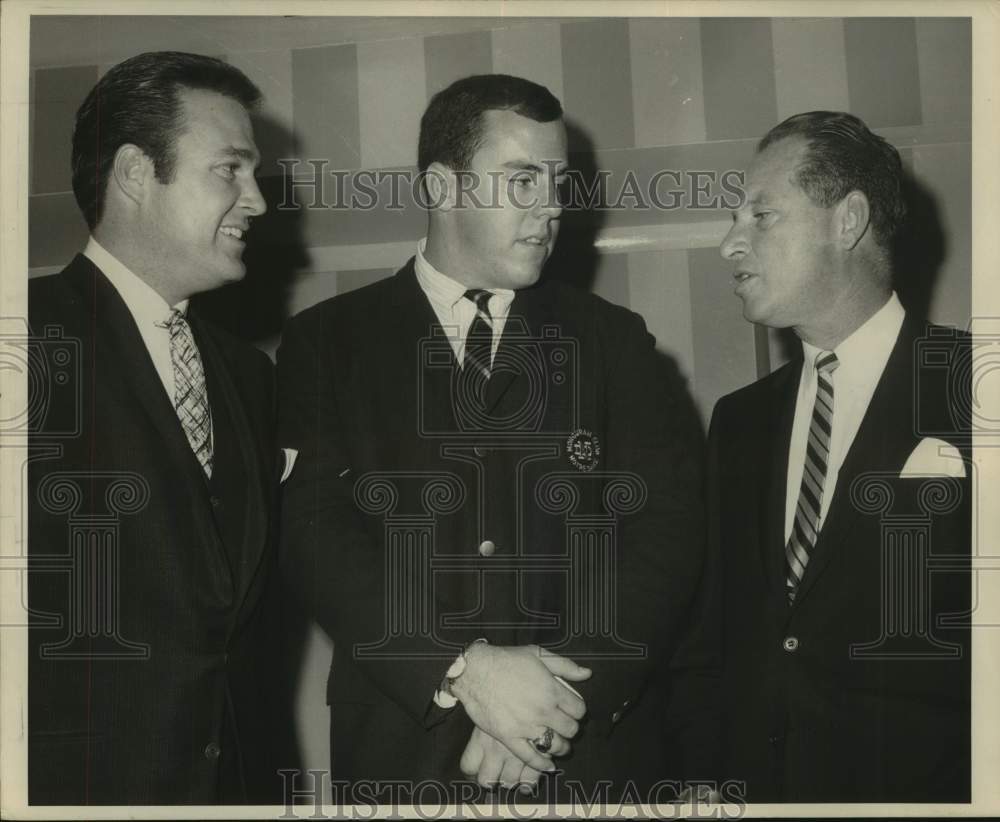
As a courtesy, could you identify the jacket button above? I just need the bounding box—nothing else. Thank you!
[478,540,496,557]
[782,636,800,652]
[611,710,622,724]
[204,742,221,760]
[210,495,222,508]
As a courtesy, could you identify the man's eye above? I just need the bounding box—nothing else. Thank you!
[217,164,239,178]
[510,175,535,188]
[753,211,771,221]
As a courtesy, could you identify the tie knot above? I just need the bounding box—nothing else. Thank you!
[161,308,187,330]
[815,350,839,375]
[464,289,493,319]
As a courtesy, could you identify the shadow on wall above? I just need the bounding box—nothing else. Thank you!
[547,118,705,440]
[893,168,947,325]
[768,166,949,367]
[194,112,310,346]
[544,118,603,294]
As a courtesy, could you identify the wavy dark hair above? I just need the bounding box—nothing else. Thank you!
[71,51,261,230]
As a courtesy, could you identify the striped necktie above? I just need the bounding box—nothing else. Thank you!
[162,308,213,478]
[785,350,839,603]
[463,289,494,381]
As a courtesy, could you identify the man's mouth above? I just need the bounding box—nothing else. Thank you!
[518,235,548,247]
[219,226,246,240]
[734,271,755,283]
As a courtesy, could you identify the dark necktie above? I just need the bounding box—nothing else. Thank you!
[785,350,839,603]
[161,308,213,478]
[463,289,494,382]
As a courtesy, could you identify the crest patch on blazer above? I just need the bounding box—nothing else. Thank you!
[566,428,601,472]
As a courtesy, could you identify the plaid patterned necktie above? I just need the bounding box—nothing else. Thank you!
[785,350,839,603]
[162,308,213,478]
[463,289,494,382]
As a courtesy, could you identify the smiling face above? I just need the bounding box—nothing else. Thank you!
[139,87,265,303]
[443,109,567,290]
[719,136,844,335]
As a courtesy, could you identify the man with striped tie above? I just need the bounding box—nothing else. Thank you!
[27,52,295,804]
[278,74,706,802]
[710,111,971,801]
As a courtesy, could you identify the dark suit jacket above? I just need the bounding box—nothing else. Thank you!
[707,317,971,802]
[277,260,706,798]
[27,254,293,805]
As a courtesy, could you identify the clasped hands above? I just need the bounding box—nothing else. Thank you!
[450,642,591,793]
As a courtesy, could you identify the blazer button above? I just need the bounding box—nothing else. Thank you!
[782,636,800,653]
[611,710,622,724]
[478,540,496,557]
[210,495,222,508]
[204,742,221,760]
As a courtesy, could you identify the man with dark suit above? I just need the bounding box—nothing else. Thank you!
[277,74,705,802]
[710,111,971,802]
[28,51,292,804]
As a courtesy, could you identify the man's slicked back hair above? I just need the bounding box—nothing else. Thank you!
[71,51,262,230]
[418,74,562,173]
[758,110,906,250]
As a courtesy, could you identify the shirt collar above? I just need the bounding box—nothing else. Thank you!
[83,236,189,325]
[414,237,516,313]
[802,292,905,378]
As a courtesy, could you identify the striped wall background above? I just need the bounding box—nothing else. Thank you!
[26,15,973,772]
[29,15,971,423]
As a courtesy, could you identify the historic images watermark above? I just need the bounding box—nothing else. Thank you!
[274,161,745,213]
[844,321,1000,658]
[2,317,151,658]
[350,321,651,662]
[278,770,748,819]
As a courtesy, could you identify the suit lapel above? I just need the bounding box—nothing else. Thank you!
[760,360,801,604]
[63,256,212,491]
[483,284,554,416]
[385,262,460,438]
[188,315,268,608]
[793,320,921,604]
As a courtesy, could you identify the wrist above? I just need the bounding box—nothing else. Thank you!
[448,638,488,702]
[436,638,487,708]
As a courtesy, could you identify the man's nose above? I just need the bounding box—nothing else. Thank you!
[241,175,267,217]
[536,179,563,218]
[720,221,748,260]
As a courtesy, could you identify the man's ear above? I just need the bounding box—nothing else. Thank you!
[110,144,154,207]
[424,161,457,212]
[836,190,871,250]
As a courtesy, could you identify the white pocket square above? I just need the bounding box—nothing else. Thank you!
[280,448,299,484]
[900,438,966,478]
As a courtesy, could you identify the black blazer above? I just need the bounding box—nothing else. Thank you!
[707,317,971,802]
[27,255,291,804]
[277,260,706,797]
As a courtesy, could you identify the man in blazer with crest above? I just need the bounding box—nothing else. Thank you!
[277,74,706,801]
[27,52,292,804]
[710,111,971,802]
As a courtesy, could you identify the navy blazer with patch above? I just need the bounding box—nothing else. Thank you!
[277,260,707,797]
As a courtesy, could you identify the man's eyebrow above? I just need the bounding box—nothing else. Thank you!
[500,160,567,174]
[217,146,261,168]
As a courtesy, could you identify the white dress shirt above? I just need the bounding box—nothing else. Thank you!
[414,238,514,368]
[784,293,905,543]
